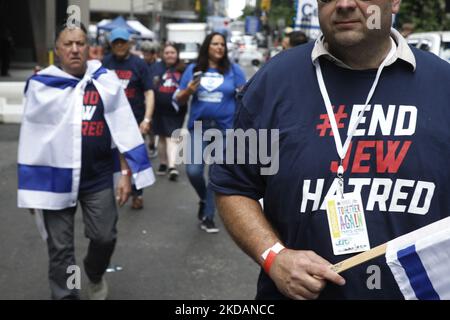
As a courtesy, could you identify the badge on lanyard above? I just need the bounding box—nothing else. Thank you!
[326,192,370,255]
[315,37,397,256]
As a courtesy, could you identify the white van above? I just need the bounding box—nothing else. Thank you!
[166,23,207,64]
[407,31,450,63]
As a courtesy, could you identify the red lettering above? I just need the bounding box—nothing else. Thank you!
[96,122,104,136]
[352,141,376,173]
[82,121,105,136]
[115,70,132,79]
[159,86,177,94]
[89,91,99,105]
[330,140,411,174]
[83,91,100,105]
[83,92,90,105]
[88,122,97,136]
[330,142,352,173]
[377,140,412,173]
[82,121,88,135]
[125,88,136,98]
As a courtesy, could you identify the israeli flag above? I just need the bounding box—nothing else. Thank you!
[18,60,155,210]
[386,217,450,300]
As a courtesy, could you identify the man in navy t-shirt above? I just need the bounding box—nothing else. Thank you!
[25,23,135,300]
[210,0,450,299]
[80,83,114,193]
[103,28,155,209]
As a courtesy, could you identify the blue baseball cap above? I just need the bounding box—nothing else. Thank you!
[109,28,131,43]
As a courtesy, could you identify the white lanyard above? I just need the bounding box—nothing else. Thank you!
[314,40,396,197]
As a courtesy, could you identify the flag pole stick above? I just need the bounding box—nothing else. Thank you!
[331,243,388,274]
[330,217,450,274]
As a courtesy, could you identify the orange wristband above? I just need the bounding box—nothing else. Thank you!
[261,242,285,274]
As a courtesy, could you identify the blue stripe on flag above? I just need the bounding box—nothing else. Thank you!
[18,164,72,193]
[397,244,440,300]
[124,144,152,174]
[25,67,107,93]
[28,75,79,90]
[92,67,108,80]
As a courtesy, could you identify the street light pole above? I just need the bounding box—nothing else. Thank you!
[130,0,135,19]
[149,0,161,41]
[151,0,156,30]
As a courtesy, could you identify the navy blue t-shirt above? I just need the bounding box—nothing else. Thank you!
[102,54,153,122]
[147,61,157,74]
[151,61,186,116]
[210,43,450,299]
[79,83,114,194]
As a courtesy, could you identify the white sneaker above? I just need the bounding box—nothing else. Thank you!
[87,278,108,300]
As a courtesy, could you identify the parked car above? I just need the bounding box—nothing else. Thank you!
[407,31,450,63]
[231,35,265,66]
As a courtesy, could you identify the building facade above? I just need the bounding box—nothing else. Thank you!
[2,0,89,67]
[4,0,232,67]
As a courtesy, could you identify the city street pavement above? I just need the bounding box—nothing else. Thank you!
[0,124,259,300]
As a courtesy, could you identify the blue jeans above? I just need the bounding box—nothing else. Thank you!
[186,120,223,220]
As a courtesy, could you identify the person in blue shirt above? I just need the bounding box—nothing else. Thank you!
[175,32,246,233]
[151,43,187,180]
[103,28,155,210]
[210,0,450,299]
